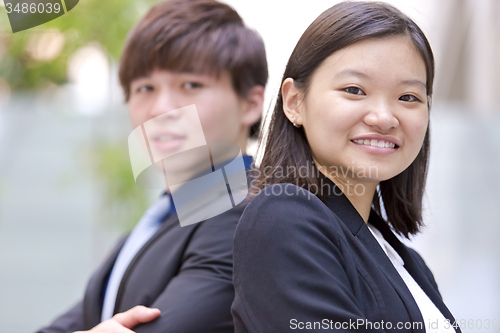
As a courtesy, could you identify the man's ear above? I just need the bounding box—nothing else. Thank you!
[281,78,303,126]
[241,85,265,127]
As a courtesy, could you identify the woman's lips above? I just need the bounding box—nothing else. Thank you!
[351,139,398,155]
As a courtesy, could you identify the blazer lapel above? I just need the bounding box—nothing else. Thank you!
[322,179,425,332]
[83,235,128,328]
[112,211,184,314]
[369,212,461,332]
[82,211,181,328]
[355,218,426,331]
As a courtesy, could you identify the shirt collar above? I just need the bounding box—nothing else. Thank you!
[242,154,253,171]
[160,154,253,218]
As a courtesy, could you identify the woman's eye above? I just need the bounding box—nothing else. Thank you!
[344,87,365,95]
[399,94,421,102]
[183,82,203,90]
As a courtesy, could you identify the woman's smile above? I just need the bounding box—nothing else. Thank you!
[293,36,428,182]
[350,133,401,155]
[351,139,398,155]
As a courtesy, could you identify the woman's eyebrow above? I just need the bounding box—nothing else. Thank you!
[334,69,370,80]
[400,79,427,90]
[334,69,426,90]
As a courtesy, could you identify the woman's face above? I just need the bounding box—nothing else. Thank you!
[292,36,428,184]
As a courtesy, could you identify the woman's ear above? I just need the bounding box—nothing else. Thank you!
[241,85,265,127]
[281,78,303,127]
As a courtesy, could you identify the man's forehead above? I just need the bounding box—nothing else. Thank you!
[133,68,225,80]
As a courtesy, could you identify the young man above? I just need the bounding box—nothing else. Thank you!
[37,0,267,332]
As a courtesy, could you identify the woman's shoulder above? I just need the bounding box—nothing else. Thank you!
[237,183,344,241]
[246,183,330,216]
[251,182,330,205]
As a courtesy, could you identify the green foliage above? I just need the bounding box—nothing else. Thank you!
[92,140,151,232]
[0,0,161,90]
[0,0,163,230]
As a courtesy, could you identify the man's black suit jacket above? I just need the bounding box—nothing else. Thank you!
[232,181,461,333]
[38,201,244,333]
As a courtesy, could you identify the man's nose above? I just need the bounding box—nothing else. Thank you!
[148,89,182,121]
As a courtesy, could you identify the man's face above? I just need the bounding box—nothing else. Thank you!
[129,68,249,152]
[128,69,252,184]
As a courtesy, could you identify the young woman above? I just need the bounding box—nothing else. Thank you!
[232,2,460,332]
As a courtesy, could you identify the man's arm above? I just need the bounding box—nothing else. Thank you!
[37,236,129,333]
[36,301,86,333]
[133,214,238,333]
[74,306,160,333]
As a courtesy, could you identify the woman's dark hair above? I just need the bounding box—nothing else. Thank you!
[253,1,434,238]
[119,0,268,137]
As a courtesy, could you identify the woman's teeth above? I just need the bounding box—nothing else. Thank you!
[352,139,396,149]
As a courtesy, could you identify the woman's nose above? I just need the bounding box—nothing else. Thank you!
[362,99,399,132]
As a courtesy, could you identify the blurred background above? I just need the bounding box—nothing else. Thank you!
[0,0,499,332]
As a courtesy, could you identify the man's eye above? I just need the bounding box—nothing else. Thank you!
[344,87,365,95]
[136,85,153,93]
[399,94,421,102]
[183,82,203,90]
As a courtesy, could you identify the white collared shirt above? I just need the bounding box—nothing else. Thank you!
[367,223,455,333]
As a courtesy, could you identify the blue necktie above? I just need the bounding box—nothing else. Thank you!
[101,194,172,321]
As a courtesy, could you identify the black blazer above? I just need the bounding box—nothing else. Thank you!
[232,180,461,333]
[37,202,244,333]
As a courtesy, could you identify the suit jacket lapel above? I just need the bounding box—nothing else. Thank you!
[369,212,460,331]
[82,211,181,328]
[355,217,426,331]
[112,211,183,314]
[322,179,425,331]
[83,235,128,328]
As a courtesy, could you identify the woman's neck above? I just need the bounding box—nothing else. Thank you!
[315,163,378,223]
